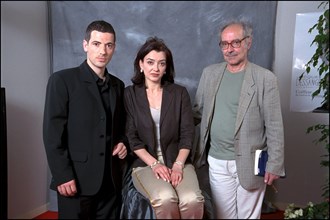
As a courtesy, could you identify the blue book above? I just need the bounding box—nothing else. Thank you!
[254,150,268,176]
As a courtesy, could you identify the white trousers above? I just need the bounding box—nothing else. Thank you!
[208,155,266,219]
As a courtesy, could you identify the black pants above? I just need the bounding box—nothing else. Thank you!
[57,183,120,219]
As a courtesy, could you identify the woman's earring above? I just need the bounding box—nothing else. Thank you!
[140,69,143,73]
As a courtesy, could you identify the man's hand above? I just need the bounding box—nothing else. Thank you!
[264,172,279,185]
[112,142,127,159]
[57,179,77,197]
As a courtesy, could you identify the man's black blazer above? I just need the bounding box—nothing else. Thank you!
[43,60,126,196]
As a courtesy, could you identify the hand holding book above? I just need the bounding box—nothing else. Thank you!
[254,149,268,176]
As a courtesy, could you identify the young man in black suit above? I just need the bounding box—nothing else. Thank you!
[43,20,128,219]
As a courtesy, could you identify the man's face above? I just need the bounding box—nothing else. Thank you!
[220,24,251,68]
[83,30,115,74]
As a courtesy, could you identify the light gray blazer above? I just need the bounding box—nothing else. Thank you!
[192,62,285,190]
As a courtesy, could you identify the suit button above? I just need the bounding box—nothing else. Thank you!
[99,152,104,156]
[100,134,104,138]
[100,116,105,121]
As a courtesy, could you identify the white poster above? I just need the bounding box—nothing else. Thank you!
[290,12,324,113]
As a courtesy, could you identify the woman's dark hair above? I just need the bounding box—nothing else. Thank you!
[132,36,175,85]
[84,20,116,42]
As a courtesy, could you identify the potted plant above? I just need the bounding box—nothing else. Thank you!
[299,1,329,113]
[284,2,329,219]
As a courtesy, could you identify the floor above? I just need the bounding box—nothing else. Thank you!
[33,210,284,219]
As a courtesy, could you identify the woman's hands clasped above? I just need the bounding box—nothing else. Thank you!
[152,162,171,183]
[151,162,183,187]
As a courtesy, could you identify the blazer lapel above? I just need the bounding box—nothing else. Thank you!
[108,77,118,117]
[160,84,174,126]
[136,85,151,115]
[235,63,255,135]
[204,64,226,140]
[80,64,105,115]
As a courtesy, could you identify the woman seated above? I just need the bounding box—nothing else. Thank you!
[123,36,205,219]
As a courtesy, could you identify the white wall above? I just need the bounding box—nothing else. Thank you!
[1,1,50,219]
[0,1,328,218]
[271,1,329,210]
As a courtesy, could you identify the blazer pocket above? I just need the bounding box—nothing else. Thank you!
[246,106,261,119]
[71,151,88,163]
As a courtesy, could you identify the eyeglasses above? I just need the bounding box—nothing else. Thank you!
[219,36,250,50]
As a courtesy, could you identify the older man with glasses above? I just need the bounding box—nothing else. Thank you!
[192,19,285,219]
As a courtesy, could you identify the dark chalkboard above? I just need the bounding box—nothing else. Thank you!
[49,1,277,99]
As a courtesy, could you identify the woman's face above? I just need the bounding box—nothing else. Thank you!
[139,50,167,85]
